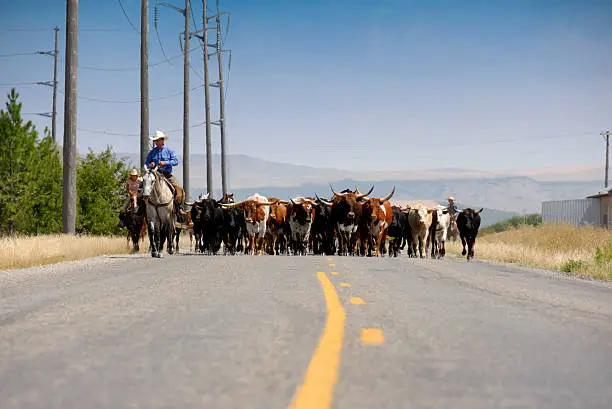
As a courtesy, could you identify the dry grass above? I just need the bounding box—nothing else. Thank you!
[447,223,612,280]
[0,234,132,270]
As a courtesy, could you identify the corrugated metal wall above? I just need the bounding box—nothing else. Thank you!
[541,198,601,227]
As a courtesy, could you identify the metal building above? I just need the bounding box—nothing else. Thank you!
[542,189,611,228]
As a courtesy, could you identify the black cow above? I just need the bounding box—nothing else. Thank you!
[119,197,146,252]
[222,206,246,255]
[311,195,336,255]
[387,205,411,257]
[190,198,224,254]
[456,208,483,261]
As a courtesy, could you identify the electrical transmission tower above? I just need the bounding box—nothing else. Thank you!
[35,26,60,143]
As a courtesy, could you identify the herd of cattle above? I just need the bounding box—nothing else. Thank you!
[123,185,483,260]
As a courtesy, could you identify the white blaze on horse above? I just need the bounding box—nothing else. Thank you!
[141,166,176,258]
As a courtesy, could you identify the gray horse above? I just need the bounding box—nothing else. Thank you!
[141,166,176,258]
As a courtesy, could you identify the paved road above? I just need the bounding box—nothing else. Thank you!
[1,253,611,409]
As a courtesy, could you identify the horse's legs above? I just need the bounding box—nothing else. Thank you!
[147,220,158,257]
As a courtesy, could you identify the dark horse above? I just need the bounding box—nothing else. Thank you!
[120,191,146,252]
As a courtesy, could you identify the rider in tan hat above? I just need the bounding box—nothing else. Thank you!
[145,130,186,213]
[118,168,143,227]
[447,196,458,215]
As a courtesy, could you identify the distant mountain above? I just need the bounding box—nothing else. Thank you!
[116,152,603,217]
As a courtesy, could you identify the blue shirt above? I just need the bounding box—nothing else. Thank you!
[146,146,179,173]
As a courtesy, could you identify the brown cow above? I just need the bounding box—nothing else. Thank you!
[360,186,395,257]
[266,197,289,255]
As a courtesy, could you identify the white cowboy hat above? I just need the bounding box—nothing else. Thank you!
[129,168,139,176]
[150,130,168,141]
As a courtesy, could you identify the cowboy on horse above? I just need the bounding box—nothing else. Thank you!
[146,130,187,218]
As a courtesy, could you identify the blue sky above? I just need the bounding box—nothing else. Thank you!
[1,0,611,172]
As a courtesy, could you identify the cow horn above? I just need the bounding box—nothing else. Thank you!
[330,184,345,197]
[379,186,395,203]
[356,185,374,199]
[475,208,484,214]
[185,201,195,206]
[455,209,463,213]
[221,201,243,208]
[315,194,333,206]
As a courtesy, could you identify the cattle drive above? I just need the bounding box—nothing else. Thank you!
[118,174,484,260]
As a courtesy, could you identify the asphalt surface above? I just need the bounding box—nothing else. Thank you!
[1,252,611,409]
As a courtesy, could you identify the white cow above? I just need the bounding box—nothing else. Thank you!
[407,204,434,258]
[431,205,451,259]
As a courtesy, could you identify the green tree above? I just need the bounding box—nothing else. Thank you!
[0,88,62,234]
[23,129,63,234]
[76,147,130,235]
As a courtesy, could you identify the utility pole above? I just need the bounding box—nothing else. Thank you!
[183,0,190,200]
[35,26,60,143]
[63,0,78,234]
[155,0,192,201]
[203,0,213,195]
[213,0,228,196]
[140,0,150,170]
[52,26,59,143]
[602,130,611,189]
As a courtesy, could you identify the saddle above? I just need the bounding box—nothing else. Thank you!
[157,172,186,220]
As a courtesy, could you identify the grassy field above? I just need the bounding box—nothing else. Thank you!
[446,222,612,281]
[0,234,133,270]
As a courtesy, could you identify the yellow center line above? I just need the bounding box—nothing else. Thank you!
[288,272,346,409]
[350,297,365,305]
[330,271,339,276]
[327,257,333,261]
[361,328,385,344]
[328,263,336,267]
[339,282,351,287]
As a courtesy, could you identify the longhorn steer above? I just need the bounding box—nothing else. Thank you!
[311,195,336,255]
[266,198,289,255]
[359,187,395,257]
[221,193,271,255]
[286,197,315,256]
[456,208,483,261]
[329,185,373,256]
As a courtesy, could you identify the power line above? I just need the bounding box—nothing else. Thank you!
[78,120,207,137]
[72,46,199,71]
[116,0,139,33]
[0,52,37,58]
[0,82,39,86]
[0,27,127,32]
[56,83,204,103]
